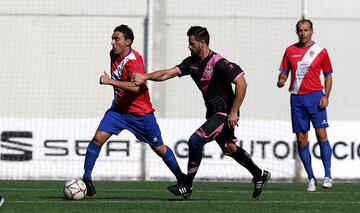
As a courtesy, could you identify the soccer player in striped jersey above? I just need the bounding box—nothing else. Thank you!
[132,26,270,199]
[277,19,333,191]
[82,25,185,197]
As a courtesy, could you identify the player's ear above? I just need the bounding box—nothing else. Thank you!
[125,39,132,46]
[200,40,207,48]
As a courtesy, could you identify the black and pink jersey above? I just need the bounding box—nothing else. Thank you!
[176,51,244,118]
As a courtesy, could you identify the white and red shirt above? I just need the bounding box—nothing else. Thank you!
[279,42,333,95]
[110,49,154,115]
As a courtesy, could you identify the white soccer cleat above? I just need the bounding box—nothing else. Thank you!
[322,177,333,189]
[307,178,316,192]
[0,195,4,208]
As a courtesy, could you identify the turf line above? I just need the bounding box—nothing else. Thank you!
[5,200,360,204]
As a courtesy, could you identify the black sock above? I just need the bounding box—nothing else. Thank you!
[230,146,262,178]
[185,147,203,187]
[184,133,205,187]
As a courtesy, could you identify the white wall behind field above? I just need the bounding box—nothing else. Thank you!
[0,0,359,121]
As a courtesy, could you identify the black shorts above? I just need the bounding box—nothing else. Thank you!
[195,112,237,146]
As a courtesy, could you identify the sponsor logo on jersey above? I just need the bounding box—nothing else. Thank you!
[190,66,199,70]
[310,51,315,57]
[206,67,214,73]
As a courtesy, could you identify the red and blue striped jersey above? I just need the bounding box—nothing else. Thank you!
[279,42,333,95]
[110,49,154,115]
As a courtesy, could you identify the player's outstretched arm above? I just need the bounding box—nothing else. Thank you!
[131,67,178,84]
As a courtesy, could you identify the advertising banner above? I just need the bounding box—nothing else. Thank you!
[0,119,359,180]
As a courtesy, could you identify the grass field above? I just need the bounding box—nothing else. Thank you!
[0,180,359,213]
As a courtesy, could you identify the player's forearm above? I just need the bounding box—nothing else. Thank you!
[324,75,332,98]
[108,79,140,93]
[231,77,247,114]
[148,68,178,81]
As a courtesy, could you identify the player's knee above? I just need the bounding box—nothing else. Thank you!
[92,131,111,146]
[315,129,328,142]
[92,136,106,146]
[152,144,167,156]
[188,133,205,150]
[222,142,237,156]
[296,133,308,147]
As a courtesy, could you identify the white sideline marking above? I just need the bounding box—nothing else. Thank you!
[1,188,360,195]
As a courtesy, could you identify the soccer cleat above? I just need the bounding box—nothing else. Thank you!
[322,177,333,189]
[307,178,317,192]
[252,170,271,198]
[83,178,96,197]
[0,195,4,208]
[167,183,193,200]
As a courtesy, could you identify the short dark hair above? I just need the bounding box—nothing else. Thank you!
[114,25,134,45]
[296,19,313,31]
[187,26,210,45]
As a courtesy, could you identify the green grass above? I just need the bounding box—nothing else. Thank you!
[0,180,359,213]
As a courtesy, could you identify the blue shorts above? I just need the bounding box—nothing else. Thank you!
[290,90,329,133]
[97,105,163,147]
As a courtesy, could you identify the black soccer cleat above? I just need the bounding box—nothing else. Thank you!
[83,178,96,197]
[167,183,193,200]
[252,170,271,198]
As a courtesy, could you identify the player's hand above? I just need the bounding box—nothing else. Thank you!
[319,95,329,108]
[99,71,111,85]
[131,73,148,86]
[227,111,239,129]
[277,78,286,88]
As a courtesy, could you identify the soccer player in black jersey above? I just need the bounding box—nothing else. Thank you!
[132,26,270,199]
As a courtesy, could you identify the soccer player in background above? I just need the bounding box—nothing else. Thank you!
[132,26,271,199]
[82,25,185,197]
[277,19,333,192]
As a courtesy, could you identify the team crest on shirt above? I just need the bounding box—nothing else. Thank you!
[206,67,214,73]
[310,51,315,57]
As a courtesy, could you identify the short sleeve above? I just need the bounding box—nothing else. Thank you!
[125,59,145,75]
[121,59,145,82]
[279,50,290,75]
[321,48,333,75]
[214,58,244,83]
[176,57,192,77]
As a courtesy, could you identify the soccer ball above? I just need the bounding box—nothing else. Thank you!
[64,178,87,200]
